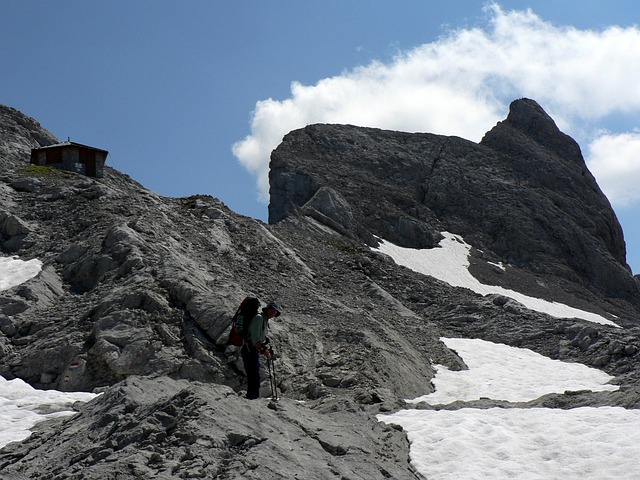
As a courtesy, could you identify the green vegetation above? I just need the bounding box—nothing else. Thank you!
[18,164,68,177]
[331,242,358,254]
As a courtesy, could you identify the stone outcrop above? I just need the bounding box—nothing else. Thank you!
[1,101,639,479]
[269,99,639,308]
[1,377,417,479]
[0,104,57,160]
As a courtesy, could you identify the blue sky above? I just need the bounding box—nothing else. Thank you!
[2,1,639,274]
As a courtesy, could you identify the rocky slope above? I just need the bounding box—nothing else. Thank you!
[0,101,639,479]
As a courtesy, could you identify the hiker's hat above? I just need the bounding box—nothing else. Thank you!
[266,301,282,317]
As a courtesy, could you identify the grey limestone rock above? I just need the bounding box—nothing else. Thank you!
[269,99,639,310]
[1,101,639,479]
[301,185,355,234]
[0,376,422,480]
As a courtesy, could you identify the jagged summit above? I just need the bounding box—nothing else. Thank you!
[481,97,584,164]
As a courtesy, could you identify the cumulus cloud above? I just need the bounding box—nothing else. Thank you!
[586,132,640,206]
[233,3,640,205]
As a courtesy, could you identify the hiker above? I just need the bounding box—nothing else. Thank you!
[241,301,282,400]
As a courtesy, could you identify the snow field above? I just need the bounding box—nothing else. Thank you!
[374,236,639,479]
[380,406,640,480]
[0,256,100,448]
[375,232,619,327]
[0,376,97,448]
[378,338,639,479]
[409,337,617,405]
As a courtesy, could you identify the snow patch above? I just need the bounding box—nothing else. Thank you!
[0,254,99,448]
[0,255,42,291]
[0,376,100,448]
[409,337,618,405]
[379,406,640,480]
[374,232,619,327]
[379,338,634,480]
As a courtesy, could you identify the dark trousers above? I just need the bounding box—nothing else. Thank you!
[241,344,260,399]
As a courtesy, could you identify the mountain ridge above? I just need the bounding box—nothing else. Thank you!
[0,101,639,479]
[270,99,639,311]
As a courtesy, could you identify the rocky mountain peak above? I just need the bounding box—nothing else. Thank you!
[269,99,638,308]
[505,97,557,131]
[1,102,640,479]
[481,97,583,164]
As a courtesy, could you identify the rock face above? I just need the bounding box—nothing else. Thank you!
[270,99,639,308]
[1,377,415,479]
[479,99,630,299]
[1,101,639,479]
[0,105,58,160]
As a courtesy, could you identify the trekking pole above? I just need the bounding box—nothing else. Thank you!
[267,357,275,400]
[271,355,278,401]
[267,350,278,401]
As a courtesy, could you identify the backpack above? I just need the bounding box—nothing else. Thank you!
[227,297,260,346]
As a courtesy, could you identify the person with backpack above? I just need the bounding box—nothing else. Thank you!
[241,300,282,400]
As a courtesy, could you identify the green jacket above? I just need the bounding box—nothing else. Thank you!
[246,312,268,347]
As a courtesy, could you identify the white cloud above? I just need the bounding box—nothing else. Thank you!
[586,132,640,206]
[233,3,640,206]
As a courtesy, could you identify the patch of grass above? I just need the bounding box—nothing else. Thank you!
[331,242,358,254]
[18,164,68,177]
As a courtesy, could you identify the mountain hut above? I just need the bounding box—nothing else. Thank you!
[30,141,108,178]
